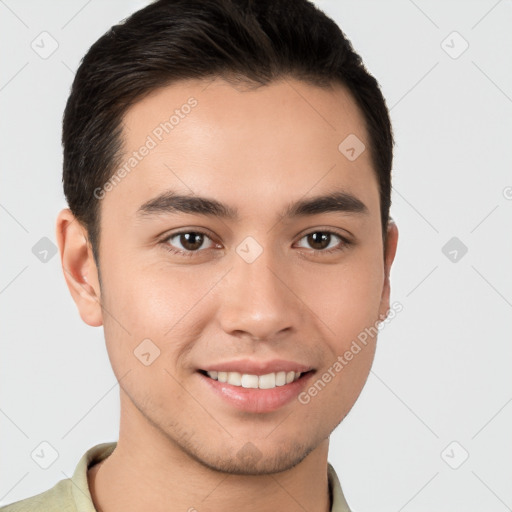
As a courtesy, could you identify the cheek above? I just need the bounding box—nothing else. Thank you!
[315,252,384,416]
[305,251,385,342]
[305,346,376,426]
[299,322,378,424]
[300,248,383,411]
[99,259,214,370]
[102,253,204,330]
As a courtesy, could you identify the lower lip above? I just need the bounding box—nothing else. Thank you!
[197,371,315,413]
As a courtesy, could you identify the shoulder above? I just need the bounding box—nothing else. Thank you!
[0,477,75,512]
[0,442,116,512]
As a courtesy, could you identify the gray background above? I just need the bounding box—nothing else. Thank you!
[1,0,511,510]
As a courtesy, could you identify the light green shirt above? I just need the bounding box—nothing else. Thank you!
[1,442,351,511]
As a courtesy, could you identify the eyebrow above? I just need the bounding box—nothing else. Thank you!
[136,189,369,221]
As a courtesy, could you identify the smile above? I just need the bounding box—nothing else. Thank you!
[203,370,303,389]
[197,368,315,413]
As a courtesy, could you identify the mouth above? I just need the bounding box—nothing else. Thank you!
[196,368,316,413]
[198,369,313,390]
[195,358,316,413]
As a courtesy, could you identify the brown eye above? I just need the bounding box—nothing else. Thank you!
[306,232,331,250]
[295,230,351,255]
[178,232,205,251]
[164,231,216,255]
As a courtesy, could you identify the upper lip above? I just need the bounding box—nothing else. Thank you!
[199,359,314,376]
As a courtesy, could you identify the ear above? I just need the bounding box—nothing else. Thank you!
[56,208,103,327]
[378,218,399,321]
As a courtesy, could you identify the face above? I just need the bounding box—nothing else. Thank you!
[60,77,398,475]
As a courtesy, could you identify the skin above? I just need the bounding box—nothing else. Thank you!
[56,77,398,512]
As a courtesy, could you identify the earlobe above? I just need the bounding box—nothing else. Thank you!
[55,208,103,327]
[378,219,399,321]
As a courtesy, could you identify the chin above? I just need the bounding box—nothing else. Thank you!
[180,437,315,476]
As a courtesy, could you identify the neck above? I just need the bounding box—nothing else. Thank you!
[88,393,332,512]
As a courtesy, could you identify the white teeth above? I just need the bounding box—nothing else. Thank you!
[241,374,259,388]
[227,372,242,386]
[259,373,276,389]
[205,370,303,389]
[275,371,286,386]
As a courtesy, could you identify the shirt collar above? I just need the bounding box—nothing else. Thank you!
[327,462,352,512]
[70,442,116,512]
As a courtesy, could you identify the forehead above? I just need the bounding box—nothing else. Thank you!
[106,77,378,222]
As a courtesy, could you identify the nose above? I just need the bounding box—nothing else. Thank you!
[216,244,304,342]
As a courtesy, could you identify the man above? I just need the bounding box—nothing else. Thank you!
[1,0,398,510]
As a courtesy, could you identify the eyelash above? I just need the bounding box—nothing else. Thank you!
[160,229,352,258]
